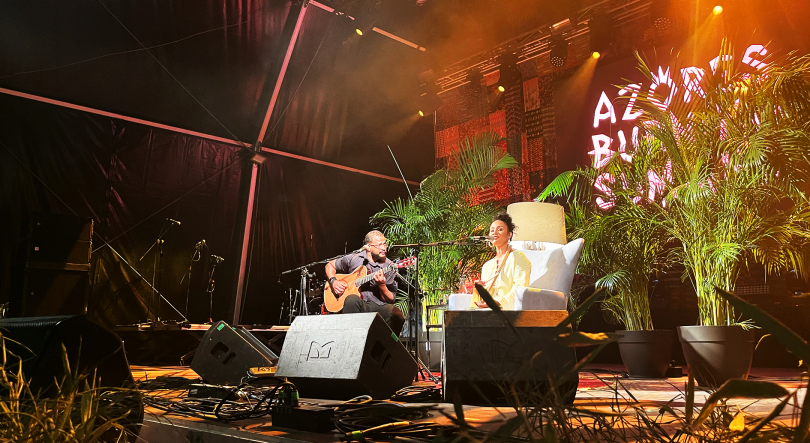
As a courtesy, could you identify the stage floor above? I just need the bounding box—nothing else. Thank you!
[132,365,807,442]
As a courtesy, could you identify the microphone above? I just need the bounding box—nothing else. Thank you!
[354,245,368,253]
[468,235,494,243]
[167,218,181,225]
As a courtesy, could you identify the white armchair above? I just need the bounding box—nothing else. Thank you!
[509,202,583,311]
[448,202,583,311]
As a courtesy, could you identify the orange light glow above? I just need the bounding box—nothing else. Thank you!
[497,85,505,92]
[355,28,363,35]
[418,110,425,117]
[591,51,601,59]
[712,5,723,15]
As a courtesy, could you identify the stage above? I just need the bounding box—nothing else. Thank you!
[132,365,807,442]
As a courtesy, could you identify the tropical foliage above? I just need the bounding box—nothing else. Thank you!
[539,165,673,330]
[0,336,140,442]
[371,132,517,323]
[541,41,810,328]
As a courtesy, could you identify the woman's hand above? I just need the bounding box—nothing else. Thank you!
[474,299,501,309]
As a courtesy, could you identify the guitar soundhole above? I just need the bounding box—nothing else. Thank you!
[370,341,385,364]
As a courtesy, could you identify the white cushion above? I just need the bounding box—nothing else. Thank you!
[448,293,473,310]
[514,288,567,310]
[510,238,584,297]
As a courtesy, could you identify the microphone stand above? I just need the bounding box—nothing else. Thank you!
[280,253,345,323]
[180,241,204,321]
[390,239,481,383]
[139,220,179,323]
[206,256,224,324]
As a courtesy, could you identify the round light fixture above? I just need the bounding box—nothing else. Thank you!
[712,5,723,15]
[591,51,601,59]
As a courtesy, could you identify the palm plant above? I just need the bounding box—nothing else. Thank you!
[589,41,810,327]
[371,132,517,323]
[539,160,672,331]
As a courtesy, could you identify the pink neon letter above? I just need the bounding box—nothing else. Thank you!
[593,91,617,128]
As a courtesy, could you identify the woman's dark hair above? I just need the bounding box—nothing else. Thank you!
[492,212,517,233]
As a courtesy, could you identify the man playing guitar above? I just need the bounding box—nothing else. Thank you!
[325,230,405,335]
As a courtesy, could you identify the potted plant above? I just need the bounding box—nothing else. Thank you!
[371,132,517,327]
[540,162,675,377]
[608,42,810,386]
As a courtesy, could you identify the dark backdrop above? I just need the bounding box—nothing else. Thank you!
[0,1,435,327]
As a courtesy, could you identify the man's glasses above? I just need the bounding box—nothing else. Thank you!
[368,242,388,249]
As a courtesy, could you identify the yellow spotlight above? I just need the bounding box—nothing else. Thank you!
[355,28,363,36]
[418,110,425,117]
[498,85,505,92]
[712,5,723,15]
[591,51,601,59]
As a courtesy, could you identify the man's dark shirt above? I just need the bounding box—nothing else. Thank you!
[334,251,398,306]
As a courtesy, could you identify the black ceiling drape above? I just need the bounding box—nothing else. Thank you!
[0,94,243,326]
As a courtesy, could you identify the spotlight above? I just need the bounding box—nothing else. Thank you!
[650,0,672,30]
[712,5,723,15]
[417,70,442,116]
[496,52,520,92]
[352,0,378,36]
[591,51,601,59]
[588,13,613,57]
[549,34,568,67]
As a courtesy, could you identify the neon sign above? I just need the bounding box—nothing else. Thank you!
[589,43,769,208]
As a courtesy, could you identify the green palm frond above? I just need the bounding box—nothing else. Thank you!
[371,132,517,327]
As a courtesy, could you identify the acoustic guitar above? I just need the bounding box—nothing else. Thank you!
[323,257,416,313]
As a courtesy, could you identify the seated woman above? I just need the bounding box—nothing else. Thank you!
[471,212,531,310]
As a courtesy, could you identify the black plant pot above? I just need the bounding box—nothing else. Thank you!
[617,329,675,378]
[678,325,755,388]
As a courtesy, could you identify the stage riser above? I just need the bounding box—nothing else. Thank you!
[443,310,578,406]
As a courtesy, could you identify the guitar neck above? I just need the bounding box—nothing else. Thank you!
[356,263,397,286]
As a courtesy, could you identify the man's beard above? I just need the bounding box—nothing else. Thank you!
[370,250,386,263]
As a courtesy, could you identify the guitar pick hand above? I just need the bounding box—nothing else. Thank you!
[332,280,347,296]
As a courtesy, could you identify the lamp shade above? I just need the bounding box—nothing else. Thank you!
[507,202,567,244]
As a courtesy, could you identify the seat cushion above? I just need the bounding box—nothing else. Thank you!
[511,238,584,297]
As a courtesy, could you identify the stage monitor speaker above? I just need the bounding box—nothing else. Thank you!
[191,321,279,386]
[276,313,417,400]
[442,310,578,406]
[0,316,134,394]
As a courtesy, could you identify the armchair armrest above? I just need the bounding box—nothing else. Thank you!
[448,293,473,310]
[514,287,567,311]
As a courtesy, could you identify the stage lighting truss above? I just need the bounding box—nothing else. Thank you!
[549,35,568,68]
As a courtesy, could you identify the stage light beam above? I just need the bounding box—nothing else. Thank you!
[592,51,601,59]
